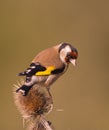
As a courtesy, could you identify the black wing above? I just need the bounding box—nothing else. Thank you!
[18,63,46,77]
[51,65,65,74]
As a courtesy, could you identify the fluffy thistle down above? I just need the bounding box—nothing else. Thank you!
[13,81,54,130]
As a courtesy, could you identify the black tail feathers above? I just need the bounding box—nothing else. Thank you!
[17,72,26,76]
[16,85,33,96]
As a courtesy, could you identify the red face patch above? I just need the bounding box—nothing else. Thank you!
[65,51,78,64]
[70,51,78,59]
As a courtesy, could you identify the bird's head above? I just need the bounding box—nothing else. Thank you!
[58,42,78,66]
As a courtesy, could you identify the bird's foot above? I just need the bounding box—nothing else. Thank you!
[36,109,44,115]
[47,121,52,126]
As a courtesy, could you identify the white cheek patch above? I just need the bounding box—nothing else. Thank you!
[60,50,66,62]
[60,45,72,63]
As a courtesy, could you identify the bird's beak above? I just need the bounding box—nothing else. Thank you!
[70,59,76,66]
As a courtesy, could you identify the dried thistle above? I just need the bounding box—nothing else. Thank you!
[13,81,54,130]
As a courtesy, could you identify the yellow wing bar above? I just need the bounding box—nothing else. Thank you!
[35,66,55,76]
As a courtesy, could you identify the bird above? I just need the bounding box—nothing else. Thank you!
[16,42,78,96]
[14,42,78,130]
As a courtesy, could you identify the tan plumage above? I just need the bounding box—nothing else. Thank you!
[16,43,78,96]
[32,45,64,69]
[31,44,67,88]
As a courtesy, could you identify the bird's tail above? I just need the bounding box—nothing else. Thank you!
[17,71,26,76]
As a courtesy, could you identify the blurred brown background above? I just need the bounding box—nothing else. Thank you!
[0,0,109,130]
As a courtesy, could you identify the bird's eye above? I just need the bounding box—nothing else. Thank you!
[67,54,73,59]
[65,54,72,63]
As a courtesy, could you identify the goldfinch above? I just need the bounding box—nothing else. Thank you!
[16,42,78,96]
